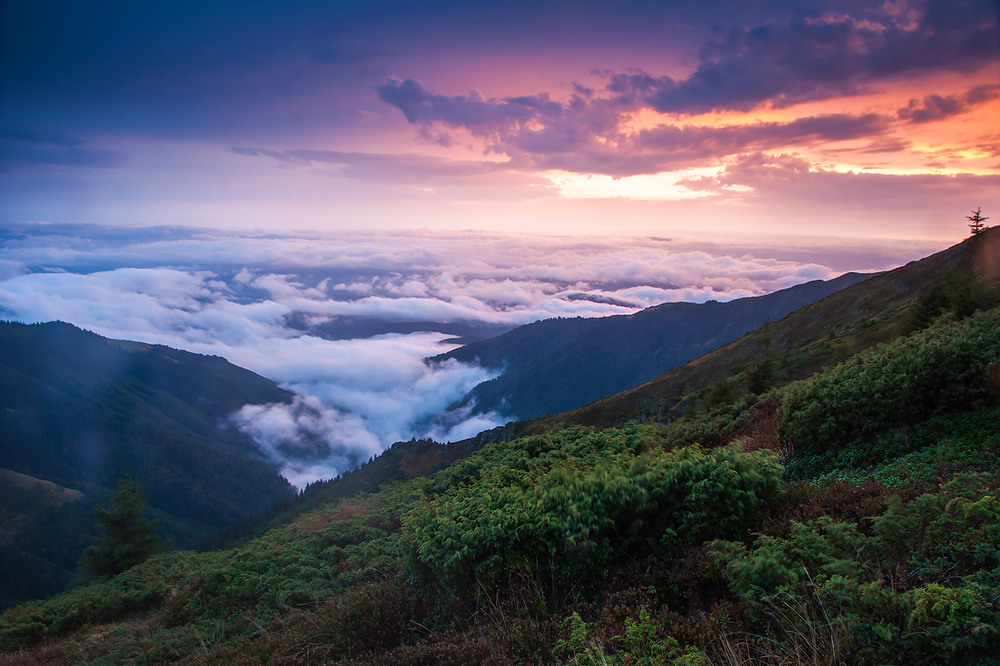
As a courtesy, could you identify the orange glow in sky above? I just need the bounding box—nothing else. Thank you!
[1,0,998,244]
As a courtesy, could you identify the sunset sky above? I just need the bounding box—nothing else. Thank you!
[2,0,998,242]
[2,0,999,481]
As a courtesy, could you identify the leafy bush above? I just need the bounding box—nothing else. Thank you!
[782,404,1000,490]
[558,608,707,665]
[710,474,1000,664]
[778,307,1000,454]
[402,428,783,591]
[0,550,210,650]
[0,486,415,651]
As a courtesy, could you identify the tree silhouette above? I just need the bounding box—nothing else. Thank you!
[81,475,160,577]
[967,207,989,235]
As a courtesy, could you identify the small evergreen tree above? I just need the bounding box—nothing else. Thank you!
[967,207,989,235]
[81,475,160,577]
[746,322,776,394]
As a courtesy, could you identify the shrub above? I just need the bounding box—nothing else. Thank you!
[0,550,209,650]
[709,474,1000,664]
[778,307,1000,455]
[401,430,783,591]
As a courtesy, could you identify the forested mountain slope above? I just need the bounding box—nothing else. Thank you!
[0,321,296,608]
[435,272,869,420]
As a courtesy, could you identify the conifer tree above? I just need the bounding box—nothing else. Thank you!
[967,206,989,235]
[81,475,160,577]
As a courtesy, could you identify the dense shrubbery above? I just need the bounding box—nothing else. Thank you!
[778,307,1000,454]
[402,433,782,590]
[783,403,1000,489]
[0,485,413,651]
[710,473,1000,663]
[0,551,211,649]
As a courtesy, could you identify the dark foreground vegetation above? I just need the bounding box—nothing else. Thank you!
[2,297,999,664]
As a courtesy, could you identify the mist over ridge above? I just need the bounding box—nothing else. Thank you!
[0,223,944,485]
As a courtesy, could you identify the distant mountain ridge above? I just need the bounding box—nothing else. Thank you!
[518,227,1000,435]
[435,271,871,421]
[0,321,296,608]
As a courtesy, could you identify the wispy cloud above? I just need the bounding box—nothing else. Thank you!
[0,129,126,172]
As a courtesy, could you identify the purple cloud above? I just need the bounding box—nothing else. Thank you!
[377,78,621,158]
[898,84,1000,124]
[377,76,893,174]
[375,1,997,178]
[376,79,542,140]
[633,0,999,114]
[634,113,889,161]
[231,146,516,181]
[700,151,1000,209]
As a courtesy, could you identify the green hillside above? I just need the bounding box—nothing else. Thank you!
[0,322,296,609]
[2,231,999,664]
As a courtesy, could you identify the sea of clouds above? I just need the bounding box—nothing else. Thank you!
[0,223,937,487]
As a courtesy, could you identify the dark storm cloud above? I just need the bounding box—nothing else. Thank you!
[898,85,1000,124]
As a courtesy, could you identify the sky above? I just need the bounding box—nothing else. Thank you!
[1,0,998,240]
[2,0,999,485]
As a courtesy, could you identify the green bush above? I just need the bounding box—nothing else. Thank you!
[782,404,1000,489]
[402,429,782,591]
[0,485,416,650]
[0,550,210,650]
[778,307,1000,454]
[710,474,1000,664]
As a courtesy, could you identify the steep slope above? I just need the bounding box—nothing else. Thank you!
[0,321,297,608]
[435,272,870,420]
[520,227,1000,434]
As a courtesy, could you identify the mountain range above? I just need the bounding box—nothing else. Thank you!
[435,272,870,420]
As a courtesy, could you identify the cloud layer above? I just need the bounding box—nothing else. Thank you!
[0,224,944,485]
